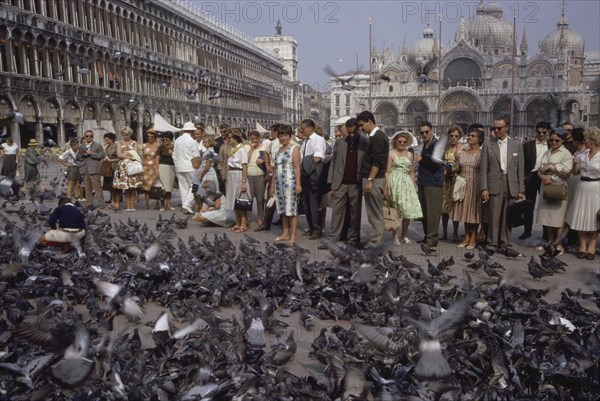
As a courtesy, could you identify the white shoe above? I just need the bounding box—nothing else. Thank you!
[182,206,194,215]
[401,237,411,244]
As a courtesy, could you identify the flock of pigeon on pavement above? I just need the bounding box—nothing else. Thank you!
[0,172,600,400]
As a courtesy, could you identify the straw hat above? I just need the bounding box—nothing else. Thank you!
[390,131,416,149]
[27,138,38,147]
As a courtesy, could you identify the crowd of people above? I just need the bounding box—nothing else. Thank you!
[0,114,598,257]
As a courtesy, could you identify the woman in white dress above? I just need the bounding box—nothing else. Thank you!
[225,130,249,232]
[565,127,600,260]
[1,137,19,178]
[536,129,572,254]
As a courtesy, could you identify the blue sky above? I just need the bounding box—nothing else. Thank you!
[189,1,600,90]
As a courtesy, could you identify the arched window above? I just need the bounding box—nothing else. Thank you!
[389,85,393,92]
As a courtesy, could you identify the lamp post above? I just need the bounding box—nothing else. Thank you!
[368,17,373,111]
[436,13,442,133]
[510,10,516,138]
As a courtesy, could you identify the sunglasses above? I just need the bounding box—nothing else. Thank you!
[468,134,478,138]
[492,126,505,131]
[449,134,460,138]
[550,139,562,143]
[84,135,93,138]
[419,130,431,135]
[397,140,407,144]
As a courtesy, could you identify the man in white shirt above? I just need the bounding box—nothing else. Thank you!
[299,119,327,239]
[173,122,200,214]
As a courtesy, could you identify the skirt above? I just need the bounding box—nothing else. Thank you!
[226,170,250,211]
[158,164,176,192]
[1,154,17,177]
[66,165,80,181]
[565,180,600,232]
[536,182,569,228]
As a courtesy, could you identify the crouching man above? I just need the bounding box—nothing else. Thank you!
[38,196,86,257]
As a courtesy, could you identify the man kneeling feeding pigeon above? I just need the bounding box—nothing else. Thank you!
[38,196,86,257]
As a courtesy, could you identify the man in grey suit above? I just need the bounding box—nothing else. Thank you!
[480,117,525,247]
[77,130,106,209]
[323,117,368,248]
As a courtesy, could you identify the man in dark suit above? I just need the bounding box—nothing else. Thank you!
[481,117,525,247]
[76,130,105,209]
[323,118,368,247]
[520,121,550,239]
[357,111,389,248]
[299,119,327,239]
[416,121,445,248]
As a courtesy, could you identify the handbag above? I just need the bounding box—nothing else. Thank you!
[149,181,165,200]
[234,191,253,211]
[542,182,568,201]
[452,175,467,202]
[383,200,400,231]
[100,160,113,177]
[126,160,143,176]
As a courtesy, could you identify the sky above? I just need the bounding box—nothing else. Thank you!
[189,0,600,91]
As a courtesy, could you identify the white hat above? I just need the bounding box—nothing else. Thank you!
[180,121,196,132]
[390,131,417,149]
[334,116,352,126]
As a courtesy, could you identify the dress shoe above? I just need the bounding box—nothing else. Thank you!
[426,241,438,248]
[302,231,312,237]
[317,244,328,250]
[182,206,194,215]
[309,232,322,240]
[253,225,266,232]
[586,253,596,260]
[518,232,531,240]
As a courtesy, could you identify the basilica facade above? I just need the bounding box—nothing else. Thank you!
[329,1,599,139]
[0,0,285,147]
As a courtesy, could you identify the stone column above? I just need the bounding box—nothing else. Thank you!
[58,118,65,148]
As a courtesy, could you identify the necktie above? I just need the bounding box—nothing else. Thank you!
[499,140,506,173]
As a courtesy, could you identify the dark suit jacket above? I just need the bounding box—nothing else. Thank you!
[480,137,525,197]
[327,134,368,190]
[76,141,104,174]
[523,139,550,173]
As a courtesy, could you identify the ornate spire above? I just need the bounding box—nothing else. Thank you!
[275,19,282,35]
[371,38,378,57]
[401,35,408,55]
[520,28,528,53]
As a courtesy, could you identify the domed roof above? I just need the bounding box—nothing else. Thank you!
[410,25,440,62]
[540,17,584,58]
[456,1,513,51]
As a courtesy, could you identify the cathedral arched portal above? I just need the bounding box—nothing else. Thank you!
[440,91,481,132]
[374,102,398,136]
[403,100,429,134]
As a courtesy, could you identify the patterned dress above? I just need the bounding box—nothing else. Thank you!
[142,142,159,191]
[450,150,481,224]
[113,141,143,190]
[387,154,422,219]
[274,145,298,216]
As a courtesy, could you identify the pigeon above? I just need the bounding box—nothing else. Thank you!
[404,295,473,378]
[379,74,391,82]
[94,280,144,321]
[497,245,523,258]
[6,111,25,125]
[49,328,95,387]
[15,303,82,350]
[421,242,437,256]
[323,65,356,91]
[527,257,553,280]
[208,90,222,100]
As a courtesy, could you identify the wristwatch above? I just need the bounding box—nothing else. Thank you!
[367,177,374,181]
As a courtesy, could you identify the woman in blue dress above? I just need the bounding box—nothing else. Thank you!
[269,124,302,244]
[385,131,423,245]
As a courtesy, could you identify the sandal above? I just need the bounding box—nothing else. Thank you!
[276,236,290,241]
[229,226,240,232]
[234,227,248,233]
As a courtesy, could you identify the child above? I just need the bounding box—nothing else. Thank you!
[58,139,81,200]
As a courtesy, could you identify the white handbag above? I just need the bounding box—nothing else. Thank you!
[126,160,143,176]
[453,175,467,202]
